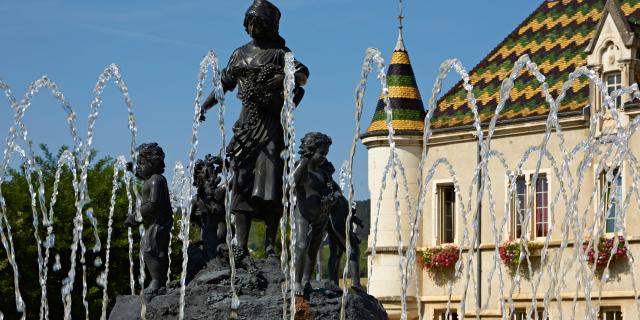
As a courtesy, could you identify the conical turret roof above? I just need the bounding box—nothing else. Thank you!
[363,30,426,138]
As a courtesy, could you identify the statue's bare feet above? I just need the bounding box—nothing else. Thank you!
[145,280,161,293]
[293,282,304,296]
[143,280,164,301]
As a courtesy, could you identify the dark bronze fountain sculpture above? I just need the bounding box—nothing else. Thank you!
[201,0,309,264]
[110,2,388,318]
[326,196,364,292]
[293,132,364,296]
[124,143,173,301]
[292,132,337,295]
[191,154,227,260]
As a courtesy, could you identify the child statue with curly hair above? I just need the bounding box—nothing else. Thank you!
[124,143,173,300]
[191,154,226,260]
[292,132,341,296]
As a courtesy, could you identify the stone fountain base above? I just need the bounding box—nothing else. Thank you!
[109,257,388,320]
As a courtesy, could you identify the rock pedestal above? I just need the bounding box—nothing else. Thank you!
[109,258,388,320]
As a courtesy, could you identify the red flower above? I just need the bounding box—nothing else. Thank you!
[499,240,524,268]
[420,245,460,272]
[583,235,627,268]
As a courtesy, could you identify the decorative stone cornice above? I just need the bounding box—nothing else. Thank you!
[586,0,638,53]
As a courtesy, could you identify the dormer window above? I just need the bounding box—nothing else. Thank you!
[605,72,622,109]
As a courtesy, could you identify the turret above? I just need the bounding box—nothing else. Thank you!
[361,28,425,318]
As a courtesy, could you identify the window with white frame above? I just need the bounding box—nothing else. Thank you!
[600,167,623,233]
[534,175,549,237]
[599,307,622,320]
[513,176,527,238]
[511,173,549,239]
[437,184,455,244]
[435,309,459,320]
[606,72,622,109]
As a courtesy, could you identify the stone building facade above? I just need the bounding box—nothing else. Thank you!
[363,1,640,319]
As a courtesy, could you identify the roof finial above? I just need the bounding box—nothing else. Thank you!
[394,0,406,51]
[397,0,404,31]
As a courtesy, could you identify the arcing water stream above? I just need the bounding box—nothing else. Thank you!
[345,45,640,320]
[2,43,640,320]
[280,52,298,320]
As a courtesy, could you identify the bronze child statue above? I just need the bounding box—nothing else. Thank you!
[191,154,227,260]
[124,143,173,300]
[326,196,365,292]
[200,0,309,264]
[293,132,340,296]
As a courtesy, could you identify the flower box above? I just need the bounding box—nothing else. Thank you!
[419,244,460,272]
[583,235,627,268]
[499,240,544,268]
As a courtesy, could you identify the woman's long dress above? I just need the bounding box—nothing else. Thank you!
[222,42,309,215]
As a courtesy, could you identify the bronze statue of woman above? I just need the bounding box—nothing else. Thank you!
[201,0,309,262]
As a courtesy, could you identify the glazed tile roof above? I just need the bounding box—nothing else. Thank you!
[433,0,640,131]
[364,31,427,137]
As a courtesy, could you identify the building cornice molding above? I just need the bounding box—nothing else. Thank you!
[361,134,423,149]
[367,236,640,255]
[426,113,588,147]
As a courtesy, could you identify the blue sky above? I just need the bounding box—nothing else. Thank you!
[0,1,540,200]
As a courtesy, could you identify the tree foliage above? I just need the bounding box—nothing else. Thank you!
[0,145,182,320]
[0,144,374,319]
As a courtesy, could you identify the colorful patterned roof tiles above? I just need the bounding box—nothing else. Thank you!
[433,0,640,131]
[364,30,426,137]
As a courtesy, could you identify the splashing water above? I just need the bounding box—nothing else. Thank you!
[342,48,389,319]
[167,161,187,288]
[338,161,350,192]
[3,43,640,320]
[61,63,141,320]
[99,157,129,320]
[176,50,237,320]
[125,174,136,296]
[0,64,140,320]
[42,150,77,320]
[211,51,241,314]
[0,75,81,320]
[387,55,640,320]
[281,52,298,320]
[53,254,62,272]
[0,54,218,319]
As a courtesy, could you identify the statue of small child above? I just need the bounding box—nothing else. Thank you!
[191,154,227,260]
[326,196,365,292]
[293,132,341,296]
[124,143,173,300]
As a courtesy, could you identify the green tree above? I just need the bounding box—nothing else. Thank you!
[0,145,182,320]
